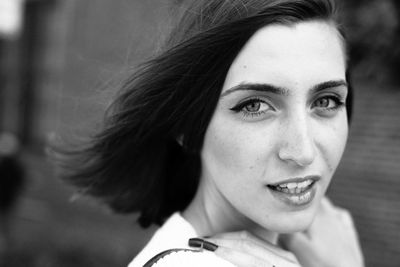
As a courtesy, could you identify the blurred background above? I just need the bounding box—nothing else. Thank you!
[0,0,399,266]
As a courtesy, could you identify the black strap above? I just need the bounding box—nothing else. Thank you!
[143,248,200,267]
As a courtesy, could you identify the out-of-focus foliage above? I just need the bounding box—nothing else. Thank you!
[340,0,399,85]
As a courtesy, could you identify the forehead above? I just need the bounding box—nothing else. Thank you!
[222,20,346,92]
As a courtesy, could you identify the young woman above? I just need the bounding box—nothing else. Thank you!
[60,0,364,266]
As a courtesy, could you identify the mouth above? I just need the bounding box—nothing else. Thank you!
[266,176,320,207]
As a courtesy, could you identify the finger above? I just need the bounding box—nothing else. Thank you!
[336,208,354,228]
[215,246,276,267]
[279,233,315,257]
[321,197,350,220]
[208,231,297,262]
[207,233,299,265]
[279,232,318,265]
[279,233,308,252]
[210,230,261,241]
[327,205,357,232]
[335,210,364,261]
[319,197,352,225]
[320,196,336,213]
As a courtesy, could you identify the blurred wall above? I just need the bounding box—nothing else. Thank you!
[40,0,173,143]
[329,1,400,266]
[1,1,170,266]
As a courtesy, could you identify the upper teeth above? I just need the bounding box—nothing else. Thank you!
[278,179,312,189]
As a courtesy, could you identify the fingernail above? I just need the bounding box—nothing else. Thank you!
[188,238,218,252]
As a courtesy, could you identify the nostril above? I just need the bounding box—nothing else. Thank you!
[277,138,316,166]
[278,149,315,166]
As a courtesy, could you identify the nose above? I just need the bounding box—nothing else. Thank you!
[278,115,316,167]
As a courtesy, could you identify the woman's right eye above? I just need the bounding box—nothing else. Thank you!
[230,98,274,118]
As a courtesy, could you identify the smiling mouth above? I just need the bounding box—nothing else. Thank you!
[266,176,320,206]
[267,179,315,194]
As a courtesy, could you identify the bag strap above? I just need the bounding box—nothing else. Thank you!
[143,248,200,267]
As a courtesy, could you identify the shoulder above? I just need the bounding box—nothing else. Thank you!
[128,213,235,267]
[127,213,195,267]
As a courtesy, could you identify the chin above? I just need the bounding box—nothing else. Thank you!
[261,206,318,234]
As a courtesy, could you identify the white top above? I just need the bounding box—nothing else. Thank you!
[128,212,236,267]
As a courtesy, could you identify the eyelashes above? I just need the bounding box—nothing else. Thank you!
[230,98,274,118]
[230,95,346,119]
[312,95,345,113]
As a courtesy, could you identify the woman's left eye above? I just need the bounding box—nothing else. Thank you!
[312,96,344,111]
[230,98,273,118]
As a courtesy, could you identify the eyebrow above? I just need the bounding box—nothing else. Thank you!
[220,80,348,98]
[310,80,348,94]
[220,83,289,98]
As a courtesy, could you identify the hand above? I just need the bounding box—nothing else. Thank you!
[205,231,301,267]
[279,197,364,267]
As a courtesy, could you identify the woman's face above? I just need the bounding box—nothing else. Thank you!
[200,21,348,234]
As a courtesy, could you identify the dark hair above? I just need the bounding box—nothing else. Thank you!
[60,0,352,227]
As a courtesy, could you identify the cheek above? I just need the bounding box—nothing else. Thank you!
[316,115,348,173]
[201,116,271,184]
[202,121,246,176]
[200,117,275,216]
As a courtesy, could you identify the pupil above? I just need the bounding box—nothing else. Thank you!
[318,98,329,107]
[245,102,260,112]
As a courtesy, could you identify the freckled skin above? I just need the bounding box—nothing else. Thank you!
[185,21,348,241]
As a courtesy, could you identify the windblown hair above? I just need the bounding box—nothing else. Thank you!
[60,0,352,227]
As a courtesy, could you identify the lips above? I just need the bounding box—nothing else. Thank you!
[267,176,320,190]
[266,175,321,206]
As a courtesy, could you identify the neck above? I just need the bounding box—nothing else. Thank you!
[182,176,279,244]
